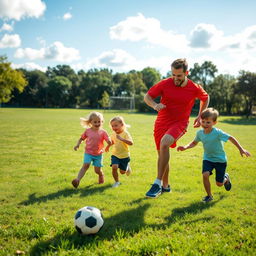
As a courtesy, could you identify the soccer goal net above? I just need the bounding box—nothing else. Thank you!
[109,96,135,110]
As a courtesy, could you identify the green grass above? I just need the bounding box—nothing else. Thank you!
[0,108,255,256]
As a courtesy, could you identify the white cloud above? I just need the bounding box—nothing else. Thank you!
[12,62,46,72]
[190,23,224,49]
[189,23,256,53]
[110,14,256,58]
[110,13,189,51]
[63,12,72,20]
[0,23,13,32]
[79,49,136,70]
[14,41,80,62]
[96,49,135,67]
[239,25,256,50]
[0,33,21,48]
[71,49,173,76]
[15,47,44,59]
[0,0,46,21]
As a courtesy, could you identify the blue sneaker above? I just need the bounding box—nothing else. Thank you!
[162,185,171,193]
[202,195,213,203]
[146,184,162,198]
[224,173,232,191]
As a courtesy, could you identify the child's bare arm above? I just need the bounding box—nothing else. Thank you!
[228,136,251,157]
[116,135,133,145]
[105,138,113,152]
[74,138,83,151]
[177,141,198,151]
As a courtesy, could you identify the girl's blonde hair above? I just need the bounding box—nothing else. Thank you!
[110,116,130,129]
[80,112,104,128]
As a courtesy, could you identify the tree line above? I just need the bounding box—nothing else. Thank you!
[1,56,255,116]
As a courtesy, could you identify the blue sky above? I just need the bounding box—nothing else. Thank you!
[0,0,255,76]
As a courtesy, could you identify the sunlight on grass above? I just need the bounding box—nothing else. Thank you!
[0,108,255,255]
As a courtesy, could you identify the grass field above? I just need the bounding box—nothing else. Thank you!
[0,108,255,256]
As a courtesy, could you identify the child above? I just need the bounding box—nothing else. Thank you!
[72,112,111,188]
[177,108,251,202]
[105,116,133,188]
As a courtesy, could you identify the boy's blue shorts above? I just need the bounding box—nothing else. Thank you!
[111,155,130,171]
[202,160,227,183]
[84,153,103,167]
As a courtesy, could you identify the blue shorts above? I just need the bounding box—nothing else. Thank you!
[84,153,103,167]
[111,155,130,171]
[202,160,227,183]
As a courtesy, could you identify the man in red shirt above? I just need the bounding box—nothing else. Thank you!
[144,58,209,198]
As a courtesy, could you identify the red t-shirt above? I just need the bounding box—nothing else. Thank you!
[148,78,208,127]
[81,128,109,155]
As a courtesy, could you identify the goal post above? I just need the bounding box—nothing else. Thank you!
[109,96,135,111]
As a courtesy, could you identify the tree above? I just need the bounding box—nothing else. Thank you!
[15,69,48,107]
[99,91,110,109]
[128,70,147,95]
[47,76,72,107]
[141,67,161,89]
[0,56,27,104]
[188,61,218,90]
[234,71,256,117]
[210,74,237,114]
[78,68,113,108]
[46,65,79,107]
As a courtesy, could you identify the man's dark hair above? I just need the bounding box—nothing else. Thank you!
[171,58,188,72]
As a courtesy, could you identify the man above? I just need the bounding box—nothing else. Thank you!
[144,58,209,198]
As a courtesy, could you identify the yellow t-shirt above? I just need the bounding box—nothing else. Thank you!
[111,130,133,159]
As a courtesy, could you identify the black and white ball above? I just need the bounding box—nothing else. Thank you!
[74,206,104,235]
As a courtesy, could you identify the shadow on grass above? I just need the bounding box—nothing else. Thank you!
[220,117,256,125]
[30,203,151,256]
[29,195,225,255]
[19,184,111,205]
[163,195,225,225]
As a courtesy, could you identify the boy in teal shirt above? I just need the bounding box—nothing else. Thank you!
[177,108,251,202]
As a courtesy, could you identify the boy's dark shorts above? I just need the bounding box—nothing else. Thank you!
[111,155,130,171]
[202,160,227,183]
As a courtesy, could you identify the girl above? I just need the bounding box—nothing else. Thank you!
[105,116,133,188]
[72,112,111,188]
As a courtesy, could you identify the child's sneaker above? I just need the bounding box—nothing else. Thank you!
[224,173,232,191]
[126,165,132,176]
[72,179,80,189]
[162,185,171,193]
[112,181,121,188]
[202,195,213,203]
[98,175,104,184]
[145,183,162,198]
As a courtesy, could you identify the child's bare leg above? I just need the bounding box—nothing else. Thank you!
[216,181,224,187]
[72,163,90,188]
[112,164,119,182]
[203,171,212,197]
[77,163,90,180]
[120,169,126,174]
[94,166,104,184]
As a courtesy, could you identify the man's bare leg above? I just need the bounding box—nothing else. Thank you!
[157,134,174,181]
[146,134,174,198]
[157,150,169,188]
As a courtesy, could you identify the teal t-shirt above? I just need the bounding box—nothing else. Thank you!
[195,127,230,163]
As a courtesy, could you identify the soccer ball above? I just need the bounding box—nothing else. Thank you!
[74,206,104,235]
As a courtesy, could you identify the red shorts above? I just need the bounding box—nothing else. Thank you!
[154,121,188,150]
